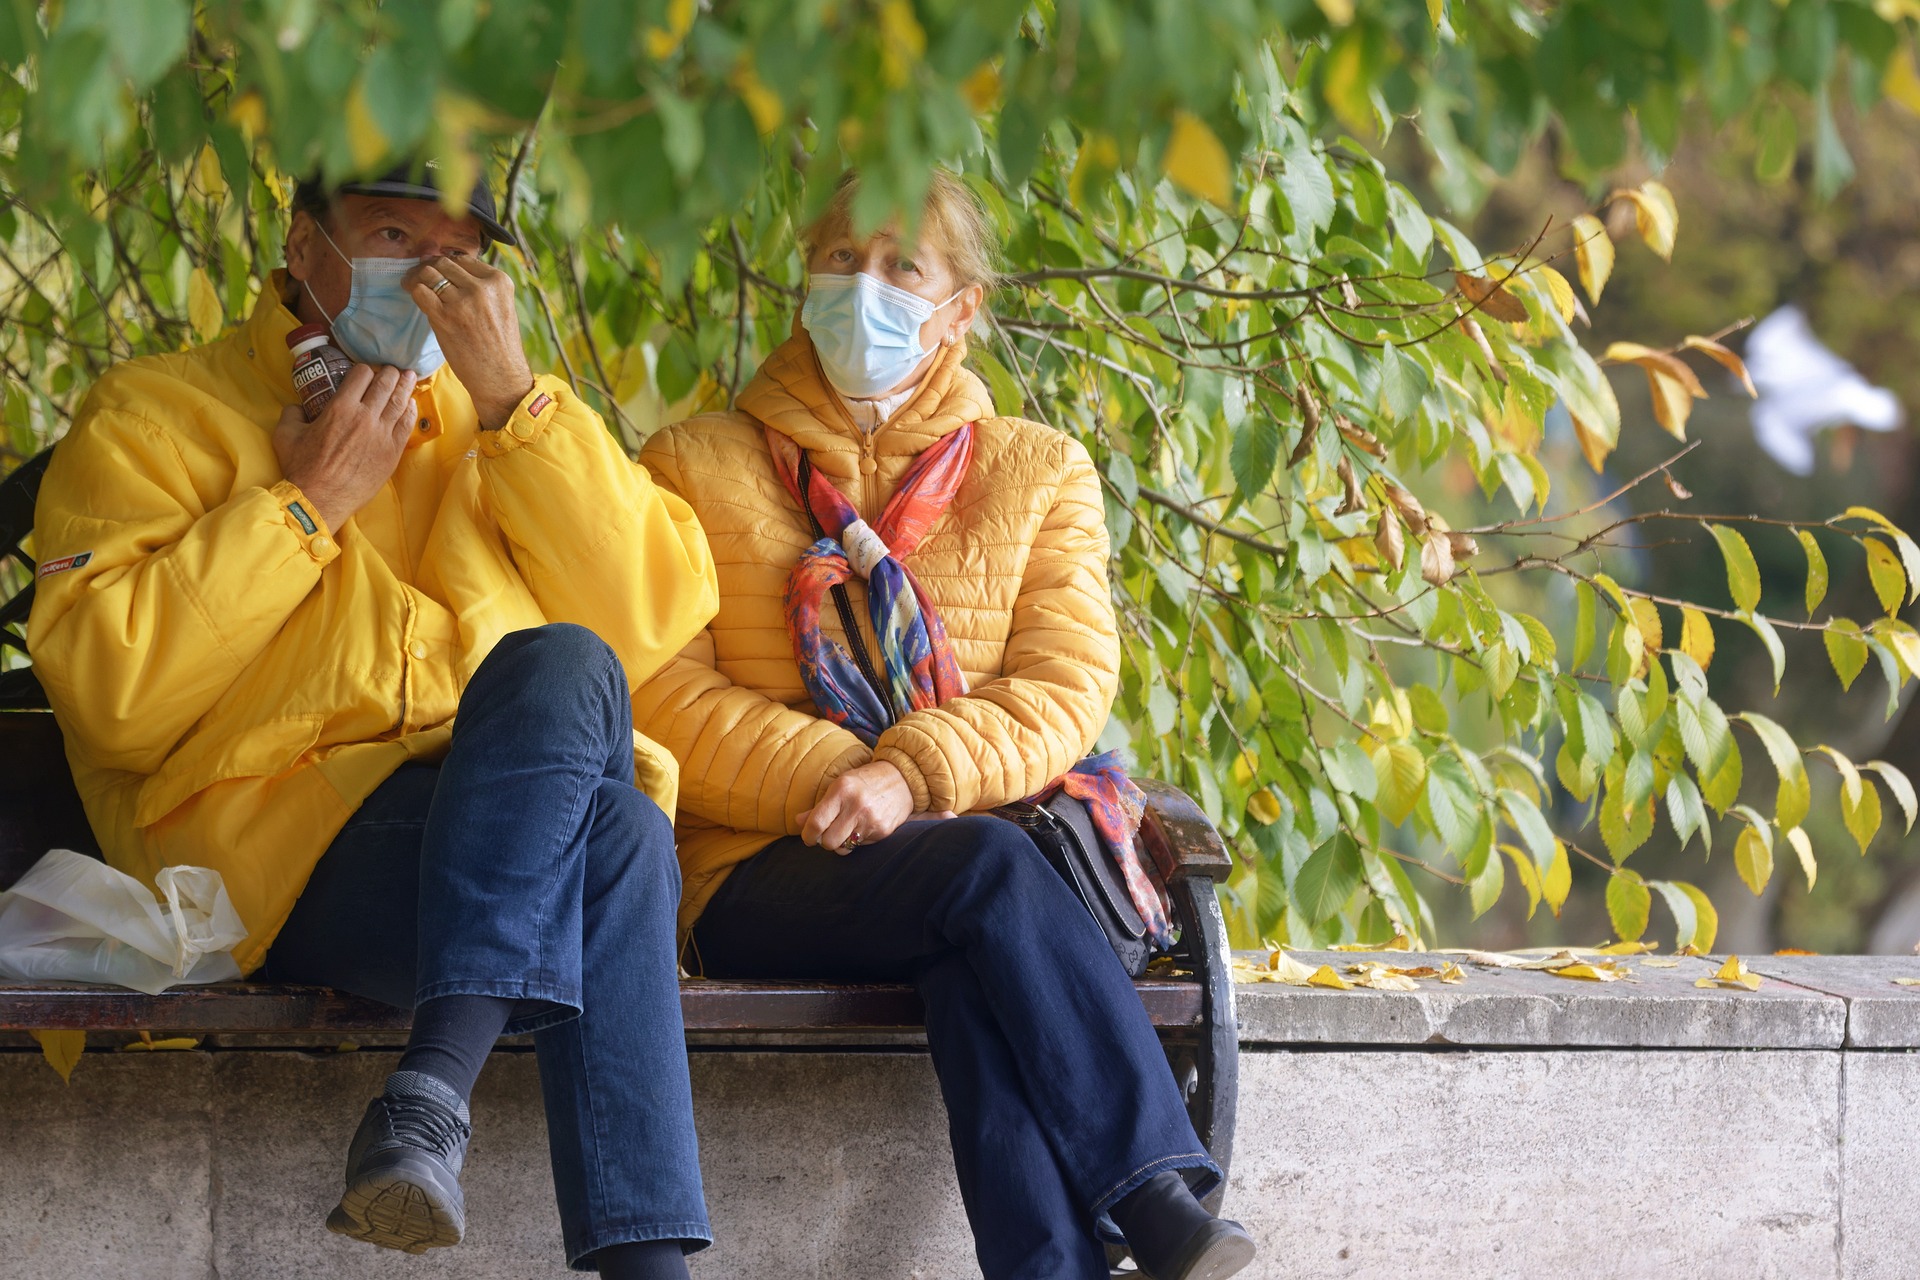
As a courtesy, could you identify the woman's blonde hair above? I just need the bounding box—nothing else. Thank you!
[801,169,1004,292]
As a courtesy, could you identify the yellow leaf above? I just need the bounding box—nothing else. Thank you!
[1641,957,1681,968]
[1246,788,1282,825]
[960,62,1001,114]
[227,90,267,141]
[1597,939,1658,955]
[1627,598,1664,653]
[1535,266,1578,323]
[1315,0,1355,22]
[194,143,227,199]
[1549,961,1630,982]
[1683,335,1758,398]
[1306,964,1353,990]
[1328,934,1414,952]
[731,64,783,135]
[187,267,224,344]
[345,82,393,171]
[1345,963,1419,991]
[120,1035,201,1052]
[1069,131,1119,209]
[1609,181,1678,260]
[31,1029,85,1084]
[1680,607,1716,671]
[1163,111,1233,208]
[1541,839,1572,917]
[645,0,697,58]
[1696,955,1763,991]
[1866,538,1906,616]
[1892,977,1920,987]
[876,0,927,87]
[1786,826,1817,890]
[1884,41,1920,115]
[1570,409,1613,472]
[1231,950,1320,985]
[1603,342,1707,440]
[1571,213,1614,304]
[1735,825,1773,896]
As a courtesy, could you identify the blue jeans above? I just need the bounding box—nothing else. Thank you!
[264,624,711,1268]
[690,816,1218,1280]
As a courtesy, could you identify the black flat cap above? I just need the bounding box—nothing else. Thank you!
[293,160,518,248]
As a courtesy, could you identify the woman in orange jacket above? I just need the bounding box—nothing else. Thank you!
[633,171,1256,1280]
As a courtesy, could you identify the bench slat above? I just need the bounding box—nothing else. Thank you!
[0,977,1204,1033]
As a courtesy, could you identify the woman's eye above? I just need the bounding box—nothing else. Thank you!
[831,248,853,264]
[897,260,918,275]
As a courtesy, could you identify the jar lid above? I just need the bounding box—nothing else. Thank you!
[286,322,332,349]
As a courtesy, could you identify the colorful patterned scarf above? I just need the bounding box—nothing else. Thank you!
[767,422,1174,947]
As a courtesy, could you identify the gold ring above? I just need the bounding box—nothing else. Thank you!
[844,833,862,851]
[431,277,453,295]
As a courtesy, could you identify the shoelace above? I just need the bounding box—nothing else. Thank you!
[379,1094,470,1160]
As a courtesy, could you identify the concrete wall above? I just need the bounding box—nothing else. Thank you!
[4,954,1918,1279]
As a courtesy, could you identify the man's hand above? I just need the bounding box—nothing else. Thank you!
[408,255,535,431]
[799,761,927,854]
[272,364,419,531]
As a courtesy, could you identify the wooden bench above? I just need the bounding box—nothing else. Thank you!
[0,448,1240,1194]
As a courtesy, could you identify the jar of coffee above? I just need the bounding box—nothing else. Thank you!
[286,323,354,420]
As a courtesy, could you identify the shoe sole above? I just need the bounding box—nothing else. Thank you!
[327,1159,465,1255]
[1170,1223,1257,1280]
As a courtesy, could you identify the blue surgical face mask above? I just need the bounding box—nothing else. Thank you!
[306,224,446,379]
[801,272,964,399]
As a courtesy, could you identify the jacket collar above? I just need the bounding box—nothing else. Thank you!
[737,325,996,458]
[243,271,305,403]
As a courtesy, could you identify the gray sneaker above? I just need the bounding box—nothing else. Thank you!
[1149,1219,1257,1280]
[326,1071,471,1254]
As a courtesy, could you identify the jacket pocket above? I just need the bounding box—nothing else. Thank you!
[133,714,327,829]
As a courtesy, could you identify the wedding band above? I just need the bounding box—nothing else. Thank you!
[430,277,453,295]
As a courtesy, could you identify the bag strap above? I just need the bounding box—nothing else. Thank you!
[796,449,894,721]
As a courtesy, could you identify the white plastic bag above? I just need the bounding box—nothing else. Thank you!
[0,849,248,994]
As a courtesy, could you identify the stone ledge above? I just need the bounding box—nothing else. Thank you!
[1745,955,1920,1048]
[1231,951,1904,1049]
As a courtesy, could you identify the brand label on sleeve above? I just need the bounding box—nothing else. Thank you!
[37,551,92,578]
[527,393,553,418]
[286,502,319,536]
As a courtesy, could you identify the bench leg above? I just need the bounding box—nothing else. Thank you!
[1166,870,1239,1213]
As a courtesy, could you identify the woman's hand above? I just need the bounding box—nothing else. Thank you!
[800,761,920,853]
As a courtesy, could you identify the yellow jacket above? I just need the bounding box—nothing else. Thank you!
[634,333,1120,933]
[28,274,718,973]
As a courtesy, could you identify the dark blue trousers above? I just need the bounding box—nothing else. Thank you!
[691,816,1218,1280]
[265,624,711,1268]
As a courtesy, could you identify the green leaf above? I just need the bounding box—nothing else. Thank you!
[1740,612,1786,693]
[1293,834,1362,925]
[1799,529,1828,616]
[1825,619,1870,690]
[1845,777,1882,855]
[1650,879,1719,953]
[1606,870,1651,942]
[1228,415,1282,500]
[1572,581,1596,670]
[1665,773,1709,854]
[1737,712,1811,832]
[1467,838,1505,918]
[1709,524,1762,613]
[1498,787,1557,873]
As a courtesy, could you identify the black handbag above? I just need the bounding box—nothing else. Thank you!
[993,792,1157,978]
[791,450,1159,977]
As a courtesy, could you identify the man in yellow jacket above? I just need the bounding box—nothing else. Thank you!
[28,165,717,1277]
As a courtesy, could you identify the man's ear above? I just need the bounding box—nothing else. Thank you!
[285,210,318,283]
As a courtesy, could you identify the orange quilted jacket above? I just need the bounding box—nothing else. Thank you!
[634,331,1121,932]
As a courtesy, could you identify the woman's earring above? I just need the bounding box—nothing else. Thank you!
[943,332,958,347]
